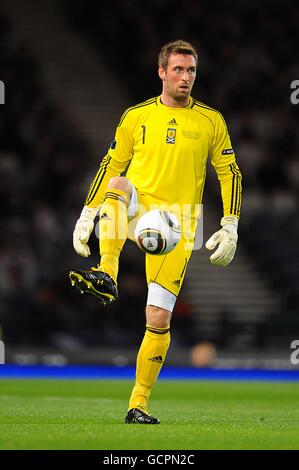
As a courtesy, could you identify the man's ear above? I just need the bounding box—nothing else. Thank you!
[158,66,166,81]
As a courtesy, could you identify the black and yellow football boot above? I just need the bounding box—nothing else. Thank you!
[125,408,160,424]
[69,267,118,304]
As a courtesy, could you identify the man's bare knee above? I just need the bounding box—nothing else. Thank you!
[108,176,132,198]
[146,305,171,328]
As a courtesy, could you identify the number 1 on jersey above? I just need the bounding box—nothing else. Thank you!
[141,125,146,144]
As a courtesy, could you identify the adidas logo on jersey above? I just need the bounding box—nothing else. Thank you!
[168,118,177,125]
[148,355,163,363]
[173,279,181,287]
[100,212,111,221]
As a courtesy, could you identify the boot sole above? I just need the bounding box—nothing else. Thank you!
[69,271,116,304]
[125,418,160,424]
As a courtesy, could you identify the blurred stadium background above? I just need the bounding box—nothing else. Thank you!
[1,0,299,370]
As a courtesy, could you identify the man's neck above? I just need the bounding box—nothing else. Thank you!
[160,93,190,108]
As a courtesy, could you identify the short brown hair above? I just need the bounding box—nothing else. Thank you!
[158,40,198,69]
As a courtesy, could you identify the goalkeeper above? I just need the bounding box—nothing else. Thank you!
[70,40,242,424]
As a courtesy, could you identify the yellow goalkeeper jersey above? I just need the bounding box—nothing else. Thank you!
[85,96,242,223]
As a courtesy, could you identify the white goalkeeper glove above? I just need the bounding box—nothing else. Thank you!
[205,216,238,267]
[73,206,99,257]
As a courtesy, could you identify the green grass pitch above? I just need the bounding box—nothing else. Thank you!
[0,378,299,449]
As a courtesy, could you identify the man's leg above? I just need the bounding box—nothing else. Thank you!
[125,285,176,424]
[125,234,193,424]
[98,176,132,282]
[70,176,132,303]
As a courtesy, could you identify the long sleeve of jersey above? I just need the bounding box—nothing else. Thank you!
[84,125,133,208]
[210,113,242,218]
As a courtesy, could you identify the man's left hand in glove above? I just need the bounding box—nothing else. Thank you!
[205,216,238,267]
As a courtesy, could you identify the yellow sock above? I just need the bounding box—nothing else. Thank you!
[128,325,171,414]
[99,189,128,282]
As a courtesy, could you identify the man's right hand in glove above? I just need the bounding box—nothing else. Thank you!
[73,206,99,257]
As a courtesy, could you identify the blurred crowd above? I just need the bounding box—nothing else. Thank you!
[0,12,142,350]
[1,0,299,351]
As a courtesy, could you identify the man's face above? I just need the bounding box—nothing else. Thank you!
[159,53,197,102]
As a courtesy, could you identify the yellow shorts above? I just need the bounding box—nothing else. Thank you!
[127,187,195,297]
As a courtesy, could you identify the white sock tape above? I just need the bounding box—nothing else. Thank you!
[147,282,177,312]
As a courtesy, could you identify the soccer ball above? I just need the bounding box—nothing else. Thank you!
[134,209,181,255]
